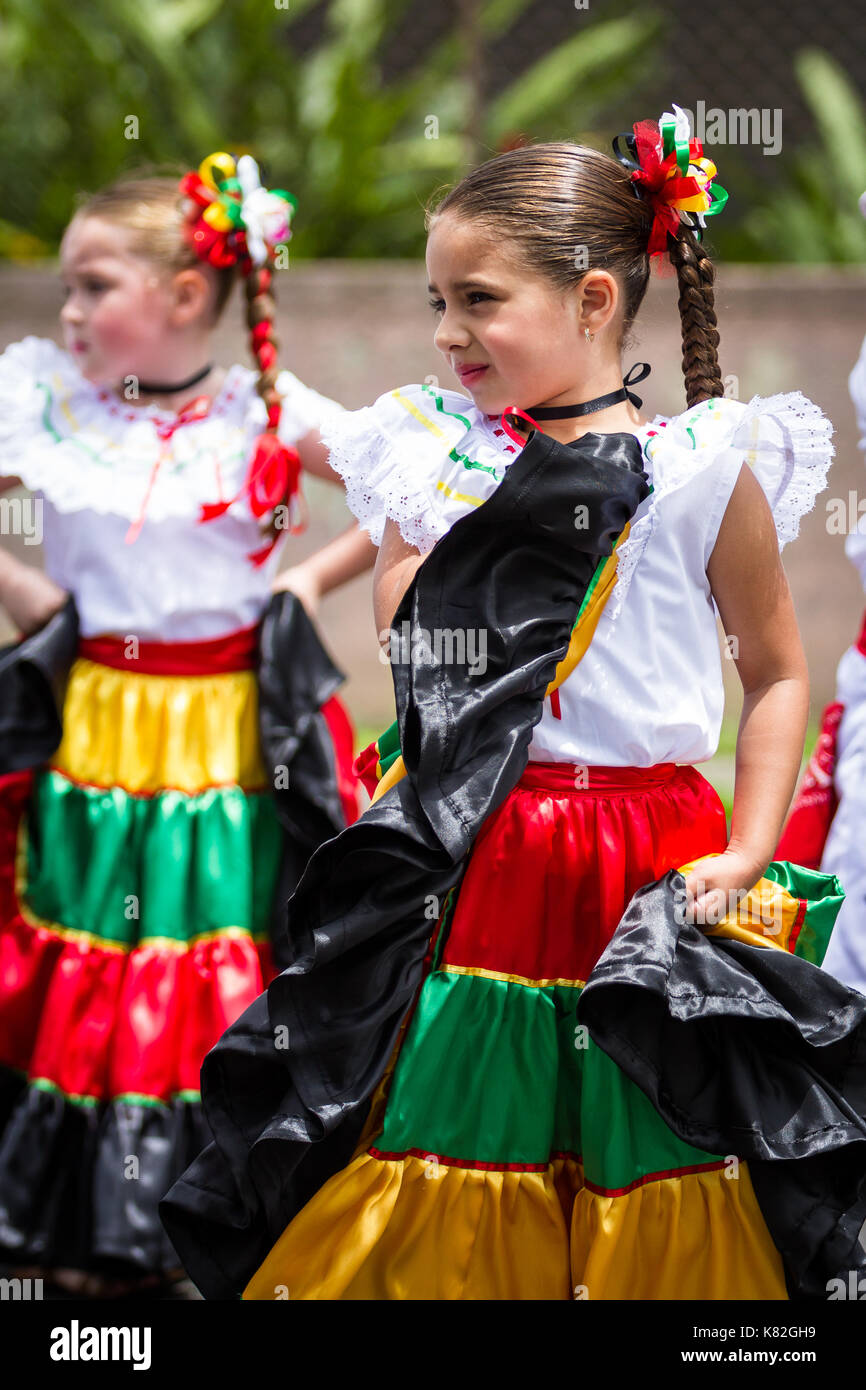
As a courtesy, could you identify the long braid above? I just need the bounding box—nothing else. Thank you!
[667,227,725,409]
[244,264,282,423]
[242,262,302,543]
[179,151,303,561]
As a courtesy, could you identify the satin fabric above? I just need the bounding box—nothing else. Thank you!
[243,1151,786,1302]
[54,658,269,794]
[446,760,726,984]
[776,699,845,870]
[23,772,282,947]
[689,855,842,964]
[0,693,279,1100]
[241,765,786,1301]
[0,591,359,1273]
[78,621,260,674]
[0,599,78,772]
[578,865,865,1297]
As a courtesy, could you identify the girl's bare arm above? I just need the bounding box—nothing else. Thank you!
[0,549,67,634]
[706,461,810,880]
[373,518,426,648]
[294,428,343,485]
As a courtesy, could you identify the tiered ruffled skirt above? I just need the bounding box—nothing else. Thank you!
[0,626,352,1274]
[243,761,788,1300]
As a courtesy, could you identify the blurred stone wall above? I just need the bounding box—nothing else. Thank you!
[2,261,866,735]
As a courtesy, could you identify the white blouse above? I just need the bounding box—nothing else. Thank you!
[0,336,345,641]
[322,381,835,768]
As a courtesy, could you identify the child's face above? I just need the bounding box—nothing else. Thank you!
[426,212,613,415]
[59,215,180,387]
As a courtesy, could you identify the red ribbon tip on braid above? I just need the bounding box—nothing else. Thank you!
[197,431,303,551]
[256,342,277,372]
[246,432,301,517]
[251,321,273,350]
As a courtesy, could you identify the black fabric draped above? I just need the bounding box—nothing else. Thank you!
[0,596,79,773]
[578,868,866,1299]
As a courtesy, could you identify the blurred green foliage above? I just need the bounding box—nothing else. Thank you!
[1,0,662,258]
[734,49,866,262]
[3,3,866,264]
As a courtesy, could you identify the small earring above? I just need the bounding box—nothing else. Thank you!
[585,328,595,343]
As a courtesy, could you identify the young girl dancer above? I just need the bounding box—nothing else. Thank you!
[162,111,863,1301]
[0,153,375,1293]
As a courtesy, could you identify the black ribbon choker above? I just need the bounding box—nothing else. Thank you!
[136,362,215,395]
[528,362,651,418]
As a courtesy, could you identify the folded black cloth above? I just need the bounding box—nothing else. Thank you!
[0,595,79,775]
[160,428,651,1299]
[257,591,355,970]
[578,867,866,1300]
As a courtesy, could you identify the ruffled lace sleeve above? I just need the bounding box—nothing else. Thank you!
[607,390,835,625]
[319,381,512,551]
[274,367,346,446]
[0,336,69,477]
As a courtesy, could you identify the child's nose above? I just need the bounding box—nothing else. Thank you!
[433,309,470,355]
[60,294,84,325]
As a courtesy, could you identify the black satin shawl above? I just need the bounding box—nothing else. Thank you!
[578,868,866,1299]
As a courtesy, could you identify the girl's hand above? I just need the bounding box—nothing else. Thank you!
[679,849,766,928]
[271,564,322,618]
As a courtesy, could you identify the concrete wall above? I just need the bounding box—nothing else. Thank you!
[2,262,866,735]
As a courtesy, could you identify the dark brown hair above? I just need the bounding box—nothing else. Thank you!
[425,142,723,409]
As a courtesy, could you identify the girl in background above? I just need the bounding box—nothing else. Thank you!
[0,153,374,1294]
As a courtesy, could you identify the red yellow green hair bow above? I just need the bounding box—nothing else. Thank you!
[180,150,297,271]
[613,103,728,271]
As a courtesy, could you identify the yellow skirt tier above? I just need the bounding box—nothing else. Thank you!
[243,1150,786,1301]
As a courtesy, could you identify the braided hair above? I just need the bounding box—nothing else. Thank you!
[668,227,724,408]
[243,264,282,428]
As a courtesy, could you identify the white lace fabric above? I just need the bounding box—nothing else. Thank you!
[606,390,836,624]
[320,382,514,552]
[322,382,836,628]
[0,336,344,522]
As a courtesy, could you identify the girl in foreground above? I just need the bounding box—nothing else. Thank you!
[162,111,866,1300]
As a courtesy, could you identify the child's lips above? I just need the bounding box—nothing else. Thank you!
[456,364,489,385]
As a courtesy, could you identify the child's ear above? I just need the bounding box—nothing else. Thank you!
[577,269,619,337]
[170,267,213,326]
